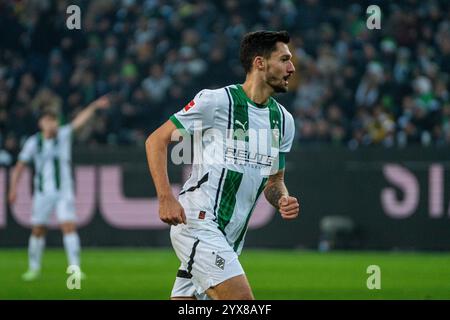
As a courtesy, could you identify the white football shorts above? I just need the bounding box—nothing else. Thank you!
[170,223,245,299]
[31,191,76,225]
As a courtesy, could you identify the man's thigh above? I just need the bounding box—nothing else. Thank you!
[206,274,254,300]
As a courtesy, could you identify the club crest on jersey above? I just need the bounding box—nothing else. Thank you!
[198,210,206,220]
[272,119,280,129]
[183,100,195,112]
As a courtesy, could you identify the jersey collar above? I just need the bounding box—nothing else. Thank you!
[237,84,272,109]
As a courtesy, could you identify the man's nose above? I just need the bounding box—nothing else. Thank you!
[288,61,295,73]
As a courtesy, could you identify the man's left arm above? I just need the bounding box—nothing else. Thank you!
[264,169,299,220]
[71,95,111,132]
[265,107,298,219]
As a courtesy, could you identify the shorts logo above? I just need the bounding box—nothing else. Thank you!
[215,255,225,270]
[198,211,206,219]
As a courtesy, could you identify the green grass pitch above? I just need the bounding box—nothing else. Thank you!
[0,249,449,299]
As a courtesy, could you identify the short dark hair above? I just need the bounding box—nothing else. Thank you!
[239,30,290,73]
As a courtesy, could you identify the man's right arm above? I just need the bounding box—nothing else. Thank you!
[9,137,35,204]
[8,161,26,204]
[71,95,111,132]
[145,119,186,226]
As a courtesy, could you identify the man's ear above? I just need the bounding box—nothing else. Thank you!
[253,56,265,71]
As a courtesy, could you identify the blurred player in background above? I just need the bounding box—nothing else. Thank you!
[8,95,111,281]
[146,31,300,299]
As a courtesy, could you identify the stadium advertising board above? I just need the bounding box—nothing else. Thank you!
[0,147,449,250]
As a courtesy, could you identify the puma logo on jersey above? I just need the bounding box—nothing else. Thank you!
[235,120,247,131]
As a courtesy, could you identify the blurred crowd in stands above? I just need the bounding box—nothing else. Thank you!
[0,0,449,163]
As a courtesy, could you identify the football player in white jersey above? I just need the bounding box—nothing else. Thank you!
[8,95,110,281]
[146,31,300,299]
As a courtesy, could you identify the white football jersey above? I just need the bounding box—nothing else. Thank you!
[18,124,74,194]
[170,84,295,254]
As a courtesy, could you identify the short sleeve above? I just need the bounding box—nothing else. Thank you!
[18,136,37,163]
[280,111,295,153]
[58,124,73,142]
[170,89,217,134]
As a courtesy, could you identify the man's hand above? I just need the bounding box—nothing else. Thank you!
[278,196,300,220]
[159,195,187,226]
[90,95,111,110]
[8,189,17,205]
[72,94,112,131]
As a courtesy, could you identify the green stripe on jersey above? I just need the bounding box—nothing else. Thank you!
[169,115,186,131]
[54,158,60,190]
[37,133,43,152]
[217,169,244,234]
[233,177,268,252]
[53,137,61,190]
[229,86,249,142]
[279,152,286,170]
[268,100,282,148]
[37,134,43,192]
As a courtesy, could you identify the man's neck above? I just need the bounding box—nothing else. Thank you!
[42,131,56,139]
[241,75,273,105]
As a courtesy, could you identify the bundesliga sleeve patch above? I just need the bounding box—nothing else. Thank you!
[183,100,195,112]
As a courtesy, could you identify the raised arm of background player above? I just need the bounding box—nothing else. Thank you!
[145,120,186,226]
[70,94,111,132]
[8,95,111,205]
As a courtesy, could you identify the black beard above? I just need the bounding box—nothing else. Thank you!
[266,74,288,93]
[272,83,288,93]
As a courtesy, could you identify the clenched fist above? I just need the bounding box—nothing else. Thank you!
[159,195,187,226]
[278,196,300,220]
